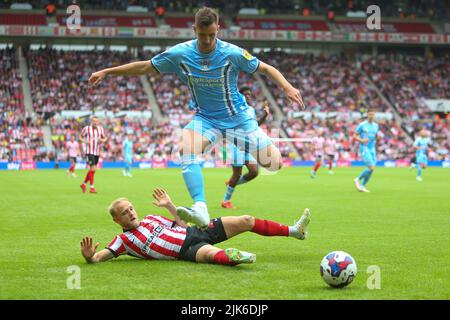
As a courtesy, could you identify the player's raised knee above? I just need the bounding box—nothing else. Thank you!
[240,215,255,230]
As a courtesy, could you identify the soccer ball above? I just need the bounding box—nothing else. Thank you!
[320,251,357,288]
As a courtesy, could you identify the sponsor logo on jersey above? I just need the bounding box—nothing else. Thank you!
[242,49,253,60]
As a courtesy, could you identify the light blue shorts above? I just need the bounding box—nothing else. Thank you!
[124,154,133,164]
[184,114,272,155]
[416,154,428,165]
[361,148,377,167]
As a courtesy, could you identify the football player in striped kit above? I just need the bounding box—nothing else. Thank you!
[80,188,311,266]
[79,116,107,194]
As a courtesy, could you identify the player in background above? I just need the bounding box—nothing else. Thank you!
[413,128,430,182]
[79,116,106,194]
[409,155,417,170]
[88,7,304,227]
[309,129,326,178]
[353,109,379,193]
[80,188,311,266]
[66,135,80,178]
[222,87,271,209]
[325,133,338,175]
[122,133,133,178]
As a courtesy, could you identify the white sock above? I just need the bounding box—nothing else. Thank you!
[288,226,301,239]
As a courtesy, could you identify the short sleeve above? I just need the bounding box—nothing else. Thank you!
[414,139,419,147]
[151,47,179,74]
[106,236,126,257]
[355,123,363,135]
[229,47,260,74]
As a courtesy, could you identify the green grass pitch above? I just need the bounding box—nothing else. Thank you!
[1,167,449,299]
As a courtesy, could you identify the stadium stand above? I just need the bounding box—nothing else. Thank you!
[0,1,448,164]
[26,48,149,114]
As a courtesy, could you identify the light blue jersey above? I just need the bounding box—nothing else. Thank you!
[123,139,133,162]
[356,120,379,167]
[151,39,260,128]
[414,137,429,163]
[356,120,379,152]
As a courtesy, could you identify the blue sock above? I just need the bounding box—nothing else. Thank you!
[358,168,370,182]
[362,170,373,186]
[224,186,235,201]
[235,175,248,186]
[417,166,422,177]
[182,155,205,203]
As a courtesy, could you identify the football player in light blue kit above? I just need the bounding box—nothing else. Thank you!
[413,129,430,182]
[353,109,379,193]
[122,133,133,177]
[88,7,305,227]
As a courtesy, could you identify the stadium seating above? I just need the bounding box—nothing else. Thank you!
[258,51,391,116]
[26,48,149,114]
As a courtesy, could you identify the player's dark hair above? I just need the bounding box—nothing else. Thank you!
[195,7,219,27]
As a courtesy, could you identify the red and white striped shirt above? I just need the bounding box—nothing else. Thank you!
[325,138,338,155]
[311,136,326,155]
[107,215,187,260]
[66,140,79,158]
[81,125,105,156]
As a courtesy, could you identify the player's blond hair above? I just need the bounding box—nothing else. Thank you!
[108,198,129,217]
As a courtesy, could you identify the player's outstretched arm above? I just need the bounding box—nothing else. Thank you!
[89,61,156,86]
[152,188,188,228]
[80,237,114,263]
[256,61,305,109]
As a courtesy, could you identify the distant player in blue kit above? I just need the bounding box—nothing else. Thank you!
[122,133,133,178]
[89,7,304,227]
[353,109,379,193]
[222,86,271,209]
[413,129,430,182]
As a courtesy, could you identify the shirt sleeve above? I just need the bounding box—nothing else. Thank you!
[355,123,363,135]
[151,47,179,74]
[106,236,126,258]
[229,46,260,74]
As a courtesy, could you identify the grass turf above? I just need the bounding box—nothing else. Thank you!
[1,167,449,299]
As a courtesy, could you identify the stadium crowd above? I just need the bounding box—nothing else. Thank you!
[26,48,149,117]
[258,51,391,117]
[363,54,449,124]
[49,116,180,162]
[0,47,24,114]
[0,113,48,162]
[1,47,448,163]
